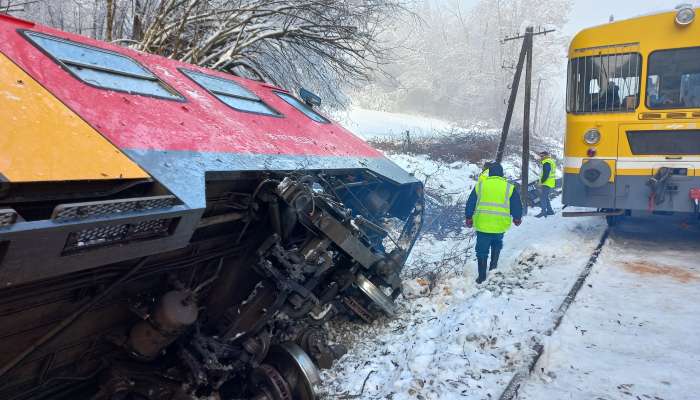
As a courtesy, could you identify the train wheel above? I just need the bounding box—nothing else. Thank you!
[250,364,293,400]
[263,343,321,400]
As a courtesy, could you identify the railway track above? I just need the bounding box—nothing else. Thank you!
[498,227,612,400]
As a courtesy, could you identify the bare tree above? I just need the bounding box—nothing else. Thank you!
[105,0,115,41]
[353,0,572,139]
[0,1,39,13]
[12,0,410,107]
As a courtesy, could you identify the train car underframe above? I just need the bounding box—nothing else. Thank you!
[563,165,700,223]
[0,169,423,400]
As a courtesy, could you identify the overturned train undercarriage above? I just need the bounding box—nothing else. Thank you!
[0,171,423,400]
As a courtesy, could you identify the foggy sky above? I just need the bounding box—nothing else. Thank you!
[452,0,697,36]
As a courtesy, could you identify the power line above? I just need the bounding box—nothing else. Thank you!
[501,27,555,43]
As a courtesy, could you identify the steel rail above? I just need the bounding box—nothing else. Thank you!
[499,227,611,400]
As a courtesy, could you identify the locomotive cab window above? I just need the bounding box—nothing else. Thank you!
[646,47,700,109]
[567,52,641,113]
[275,92,329,123]
[181,69,280,116]
[24,31,183,100]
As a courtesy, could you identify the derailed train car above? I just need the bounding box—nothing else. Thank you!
[0,13,423,400]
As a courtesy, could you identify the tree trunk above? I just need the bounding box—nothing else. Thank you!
[105,0,115,42]
[132,0,143,41]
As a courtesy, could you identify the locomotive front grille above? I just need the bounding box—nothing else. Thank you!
[627,130,700,155]
[52,195,178,222]
[63,218,177,254]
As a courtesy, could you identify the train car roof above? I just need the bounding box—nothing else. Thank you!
[0,13,418,208]
[569,7,700,57]
[0,13,378,157]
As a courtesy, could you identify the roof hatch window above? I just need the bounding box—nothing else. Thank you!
[25,31,182,100]
[181,69,280,116]
[275,92,329,123]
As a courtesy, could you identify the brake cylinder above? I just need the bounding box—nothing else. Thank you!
[128,290,199,360]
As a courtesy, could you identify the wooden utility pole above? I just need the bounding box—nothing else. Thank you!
[533,78,544,137]
[521,27,533,213]
[495,26,554,214]
[495,37,528,164]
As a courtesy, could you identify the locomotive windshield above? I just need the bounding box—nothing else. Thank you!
[646,47,700,109]
[566,52,641,113]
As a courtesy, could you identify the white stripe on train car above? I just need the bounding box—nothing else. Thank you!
[565,156,700,170]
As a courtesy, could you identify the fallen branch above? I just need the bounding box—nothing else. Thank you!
[339,370,376,399]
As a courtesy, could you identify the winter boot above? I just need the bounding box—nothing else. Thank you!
[489,249,500,271]
[535,210,547,218]
[476,257,488,284]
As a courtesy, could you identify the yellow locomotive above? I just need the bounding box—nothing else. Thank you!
[563,5,700,223]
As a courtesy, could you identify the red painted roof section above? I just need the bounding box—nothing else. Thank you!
[0,16,381,158]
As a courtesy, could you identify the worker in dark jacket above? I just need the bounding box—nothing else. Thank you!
[465,163,523,284]
[536,151,556,218]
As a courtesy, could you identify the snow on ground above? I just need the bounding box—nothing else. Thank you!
[520,215,700,400]
[321,200,606,399]
[385,153,522,198]
[388,153,479,197]
[318,144,608,399]
[320,153,700,399]
[320,109,699,400]
[336,107,495,140]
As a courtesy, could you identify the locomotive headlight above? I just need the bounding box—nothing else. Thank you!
[675,4,695,26]
[583,129,601,145]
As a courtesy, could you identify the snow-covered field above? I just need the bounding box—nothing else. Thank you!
[320,167,606,399]
[336,108,496,141]
[320,110,700,400]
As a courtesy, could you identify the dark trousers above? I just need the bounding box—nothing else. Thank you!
[475,231,504,260]
[540,186,554,214]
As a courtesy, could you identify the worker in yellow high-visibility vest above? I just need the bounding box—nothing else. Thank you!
[465,163,523,284]
[536,151,556,218]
